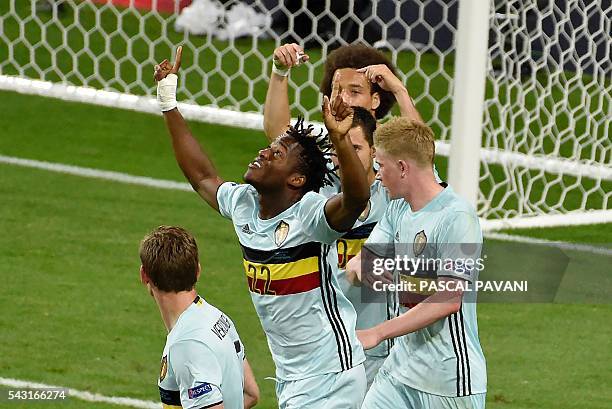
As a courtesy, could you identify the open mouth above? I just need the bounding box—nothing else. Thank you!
[248,159,263,169]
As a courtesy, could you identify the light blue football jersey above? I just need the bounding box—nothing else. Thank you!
[321,178,398,359]
[366,186,487,397]
[158,296,245,409]
[217,182,366,381]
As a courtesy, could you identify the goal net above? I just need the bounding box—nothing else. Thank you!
[0,0,609,229]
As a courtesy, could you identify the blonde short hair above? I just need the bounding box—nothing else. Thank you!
[374,117,435,167]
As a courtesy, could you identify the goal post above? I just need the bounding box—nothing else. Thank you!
[448,0,491,207]
[0,0,609,230]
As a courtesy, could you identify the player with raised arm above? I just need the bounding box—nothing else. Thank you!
[346,118,487,409]
[139,225,259,409]
[317,106,397,389]
[264,43,422,142]
[155,47,370,408]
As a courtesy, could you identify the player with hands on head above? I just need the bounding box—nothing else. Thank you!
[155,46,370,409]
[264,43,423,142]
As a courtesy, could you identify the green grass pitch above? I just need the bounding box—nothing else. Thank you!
[0,90,610,408]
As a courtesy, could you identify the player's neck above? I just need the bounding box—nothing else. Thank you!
[257,190,301,220]
[154,289,198,332]
[403,174,444,212]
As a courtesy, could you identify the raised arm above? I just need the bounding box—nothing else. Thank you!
[322,80,370,232]
[263,43,309,141]
[155,47,224,211]
[357,64,424,123]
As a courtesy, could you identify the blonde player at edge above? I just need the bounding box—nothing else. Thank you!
[346,118,487,409]
[139,225,259,409]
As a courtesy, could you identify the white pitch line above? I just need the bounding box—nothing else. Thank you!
[0,155,192,192]
[1,154,609,256]
[484,232,612,257]
[0,377,160,408]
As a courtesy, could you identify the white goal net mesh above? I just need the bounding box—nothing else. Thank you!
[0,0,609,225]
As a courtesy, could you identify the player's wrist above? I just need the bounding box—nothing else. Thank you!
[272,59,290,77]
[157,73,178,112]
[392,84,409,97]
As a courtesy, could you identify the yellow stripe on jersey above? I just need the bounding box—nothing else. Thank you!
[243,257,319,280]
[162,404,181,409]
[336,237,367,269]
[243,257,321,296]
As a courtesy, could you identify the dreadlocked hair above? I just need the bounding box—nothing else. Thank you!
[285,117,337,193]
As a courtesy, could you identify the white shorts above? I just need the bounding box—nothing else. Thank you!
[363,368,486,409]
[364,355,386,391]
[275,364,366,409]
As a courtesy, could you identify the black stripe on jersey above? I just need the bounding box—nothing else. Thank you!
[454,312,468,396]
[448,314,463,397]
[318,247,347,370]
[159,387,181,406]
[240,242,320,264]
[385,291,393,354]
[199,402,224,409]
[341,222,377,240]
[459,306,472,395]
[323,244,353,368]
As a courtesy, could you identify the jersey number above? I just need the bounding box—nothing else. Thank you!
[337,239,348,269]
[248,264,276,295]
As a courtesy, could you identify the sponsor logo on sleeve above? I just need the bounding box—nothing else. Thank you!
[188,382,213,399]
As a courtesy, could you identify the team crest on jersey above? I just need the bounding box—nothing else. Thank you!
[413,230,427,256]
[274,220,290,246]
[358,200,371,222]
[159,355,168,382]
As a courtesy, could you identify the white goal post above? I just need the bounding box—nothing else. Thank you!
[0,0,609,230]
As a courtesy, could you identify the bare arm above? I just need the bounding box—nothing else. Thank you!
[155,47,224,211]
[263,43,309,141]
[322,81,370,232]
[242,359,259,409]
[358,278,463,349]
[163,109,224,211]
[357,64,424,123]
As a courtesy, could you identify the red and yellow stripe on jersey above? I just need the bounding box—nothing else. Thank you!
[336,222,377,269]
[241,242,322,295]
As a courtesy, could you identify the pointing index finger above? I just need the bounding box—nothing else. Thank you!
[172,46,183,73]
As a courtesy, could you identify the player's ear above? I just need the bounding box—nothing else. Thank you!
[398,159,408,178]
[140,265,148,285]
[196,263,201,281]
[288,174,306,190]
[371,92,381,112]
[370,145,376,159]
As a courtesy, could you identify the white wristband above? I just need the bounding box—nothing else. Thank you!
[272,60,290,77]
[157,73,178,112]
